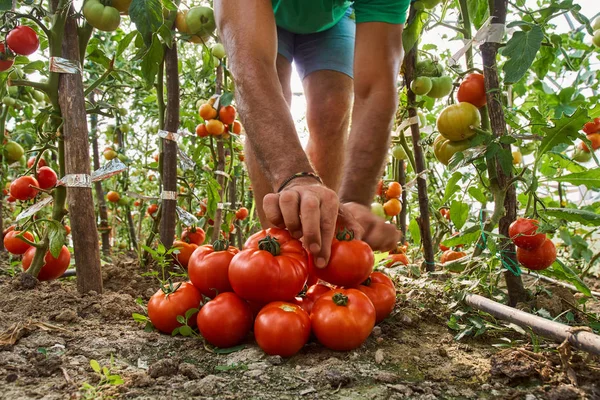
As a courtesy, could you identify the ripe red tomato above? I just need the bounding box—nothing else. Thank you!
[357,272,396,323]
[0,42,14,71]
[516,238,556,271]
[195,123,209,137]
[10,176,39,200]
[583,121,599,135]
[6,26,40,56]
[218,105,236,125]
[27,156,47,168]
[254,302,311,357]
[147,282,202,334]
[197,292,253,348]
[508,218,546,250]
[457,73,486,108]
[37,166,58,189]
[385,182,402,200]
[182,226,206,245]
[147,203,158,216]
[22,245,71,281]
[228,228,308,303]
[188,240,239,298]
[3,230,34,254]
[440,208,451,220]
[581,133,600,152]
[376,180,384,196]
[384,253,409,267]
[295,283,333,314]
[440,250,467,263]
[235,207,249,220]
[64,225,71,235]
[173,240,197,269]
[313,229,373,287]
[231,121,242,135]
[311,289,376,351]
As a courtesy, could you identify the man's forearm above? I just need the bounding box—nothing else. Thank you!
[338,90,397,205]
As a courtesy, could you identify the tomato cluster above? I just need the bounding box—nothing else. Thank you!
[9,164,58,201]
[509,218,556,271]
[410,59,452,99]
[147,227,396,357]
[575,118,600,162]
[196,97,243,139]
[372,181,403,218]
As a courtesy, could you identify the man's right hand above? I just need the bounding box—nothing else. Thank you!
[263,179,364,269]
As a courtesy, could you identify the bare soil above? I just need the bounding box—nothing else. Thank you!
[0,254,599,400]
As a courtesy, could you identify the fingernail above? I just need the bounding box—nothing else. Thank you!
[292,231,302,239]
[310,244,320,254]
[316,257,327,268]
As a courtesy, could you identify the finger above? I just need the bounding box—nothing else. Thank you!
[278,190,302,238]
[316,194,339,268]
[263,193,285,228]
[364,224,400,252]
[337,205,365,241]
[299,193,322,263]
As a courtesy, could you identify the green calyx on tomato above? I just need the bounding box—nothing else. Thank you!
[415,59,444,78]
[159,280,183,298]
[336,228,355,241]
[257,235,281,255]
[332,292,349,306]
[83,0,121,32]
[212,239,230,251]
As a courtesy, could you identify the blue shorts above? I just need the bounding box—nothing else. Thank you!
[276,8,356,80]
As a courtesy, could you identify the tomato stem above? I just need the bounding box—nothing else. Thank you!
[336,228,354,241]
[361,277,372,287]
[213,239,229,252]
[258,235,280,256]
[332,292,349,306]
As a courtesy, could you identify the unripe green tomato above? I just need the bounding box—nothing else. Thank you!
[120,124,130,133]
[411,76,432,96]
[573,147,592,163]
[2,97,16,106]
[7,86,18,96]
[106,124,115,134]
[593,30,600,47]
[427,76,453,99]
[421,0,442,8]
[212,43,226,59]
[32,90,45,103]
[118,107,127,116]
[8,67,23,80]
[392,145,407,160]
[593,17,600,31]
[117,153,129,163]
[3,140,25,162]
[371,203,386,219]
[413,1,425,11]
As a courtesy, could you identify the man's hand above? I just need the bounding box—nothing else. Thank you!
[341,202,400,252]
[263,179,363,268]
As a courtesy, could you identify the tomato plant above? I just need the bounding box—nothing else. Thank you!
[254,302,311,357]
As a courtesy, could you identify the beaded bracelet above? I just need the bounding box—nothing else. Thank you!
[277,172,323,193]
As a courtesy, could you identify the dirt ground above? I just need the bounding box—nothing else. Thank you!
[0,254,599,400]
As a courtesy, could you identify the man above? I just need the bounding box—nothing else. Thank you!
[214,0,409,268]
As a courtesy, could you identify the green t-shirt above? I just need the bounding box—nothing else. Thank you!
[272,0,410,34]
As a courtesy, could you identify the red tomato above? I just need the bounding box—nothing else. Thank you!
[313,229,373,287]
[583,121,599,135]
[311,289,376,351]
[10,176,39,200]
[182,226,206,245]
[376,180,384,197]
[384,253,409,267]
[22,245,71,281]
[254,302,311,357]
[3,230,34,254]
[147,282,202,334]
[457,73,486,108]
[195,123,209,137]
[440,250,467,263]
[37,166,58,189]
[219,105,236,125]
[64,225,71,235]
[231,121,242,135]
[516,238,556,271]
[295,283,333,314]
[440,208,451,221]
[197,292,253,348]
[581,133,600,152]
[385,182,402,200]
[147,203,158,216]
[27,156,46,169]
[228,228,308,303]
[188,240,239,298]
[357,272,396,323]
[0,42,14,71]
[508,218,546,250]
[235,207,249,220]
[172,240,197,269]
[7,195,16,203]
[3,225,15,235]
[6,26,39,56]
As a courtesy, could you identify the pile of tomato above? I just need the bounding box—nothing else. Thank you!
[509,217,556,271]
[574,118,600,162]
[433,73,485,166]
[147,227,397,356]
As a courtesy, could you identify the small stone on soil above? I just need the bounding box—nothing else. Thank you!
[183,375,228,397]
[372,326,382,337]
[129,372,153,388]
[490,350,537,379]
[5,373,18,383]
[373,371,400,383]
[55,309,78,323]
[547,385,582,400]
[325,368,353,388]
[267,355,283,365]
[375,349,385,364]
[178,362,202,380]
[148,358,180,378]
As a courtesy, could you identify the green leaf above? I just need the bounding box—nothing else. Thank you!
[442,225,481,247]
[23,61,45,72]
[541,208,600,226]
[402,10,427,54]
[171,327,181,336]
[219,92,234,107]
[502,25,544,84]
[140,35,165,88]
[538,108,588,158]
[90,360,101,373]
[450,201,469,230]
[468,187,487,204]
[467,0,489,29]
[544,152,586,174]
[109,375,124,385]
[408,218,421,244]
[185,308,199,321]
[214,345,246,355]
[552,169,600,189]
[132,313,148,323]
[116,31,138,57]
[539,260,591,297]
[129,0,164,46]
[179,325,193,337]
[442,172,462,204]
[47,221,66,259]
